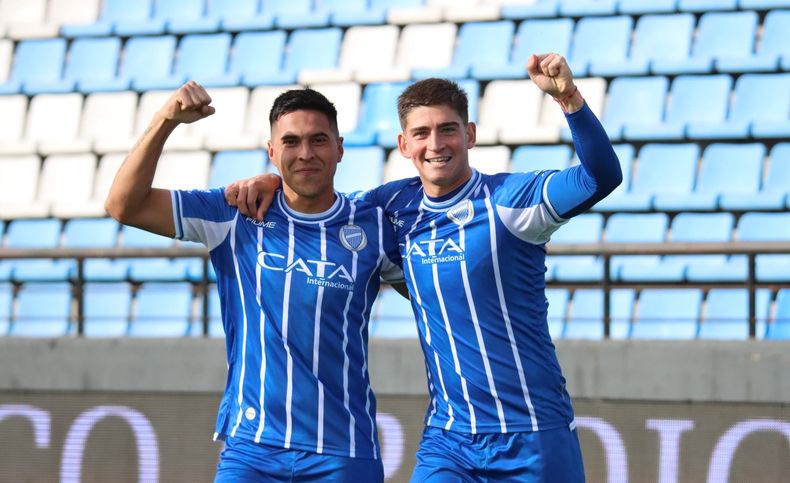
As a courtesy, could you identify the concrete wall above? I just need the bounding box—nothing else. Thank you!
[1,338,788,403]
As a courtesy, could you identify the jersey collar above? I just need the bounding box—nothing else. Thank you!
[421,169,481,212]
[276,190,346,223]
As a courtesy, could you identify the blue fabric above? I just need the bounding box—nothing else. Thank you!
[411,425,584,482]
[215,437,384,482]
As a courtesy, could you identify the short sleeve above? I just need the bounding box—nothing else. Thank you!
[172,188,238,250]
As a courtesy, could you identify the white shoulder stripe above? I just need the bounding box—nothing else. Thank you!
[181,216,235,251]
[496,203,568,245]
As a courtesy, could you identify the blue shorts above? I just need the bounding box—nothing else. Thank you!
[411,424,584,483]
[214,437,384,483]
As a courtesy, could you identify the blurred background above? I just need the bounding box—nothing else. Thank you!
[0,0,789,481]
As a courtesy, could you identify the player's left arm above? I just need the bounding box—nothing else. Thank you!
[526,53,622,219]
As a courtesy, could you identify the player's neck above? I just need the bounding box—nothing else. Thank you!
[422,169,473,199]
[281,189,337,214]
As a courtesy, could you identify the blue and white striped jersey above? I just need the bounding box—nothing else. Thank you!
[172,188,403,459]
[362,169,573,434]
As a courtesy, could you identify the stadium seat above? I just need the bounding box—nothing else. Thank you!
[11,282,72,337]
[595,13,695,76]
[63,218,119,249]
[500,1,561,20]
[0,0,47,39]
[0,38,66,95]
[0,39,12,82]
[265,28,343,85]
[720,142,790,210]
[243,85,298,147]
[128,282,194,337]
[568,15,633,77]
[370,288,417,338]
[554,77,609,141]
[766,289,790,339]
[60,0,153,37]
[605,213,669,280]
[53,152,124,219]
[546,288,569,339]
[476,80,554,144]
[602,76,669,141]
[413,20,515,80]
[69,91,138,156]
[654,143,765,211]
[564,289,634,339]
[335,146,385,194]
[617,0,679,15]
[209,151,267,189]
[469,146,510,175]
[510,145,572,173]
[678,0,737,11]
[631,288,701,339]
[653,11,758,75]
[2,93,85,155]
[0,283,11,335]
[6,218,72,282]
[209,0,272,32]
[476,18,574,80]
[82,283,131,337]
[186,87,251,151]
[112,0,205,36]
[166,33,234,88]
[309,81,362,137]
[548,213,605,282]
[46,0,102,34]
[80,35,177,92]
[271,0,330,29]
[345,81,410,147]
[229,31,287,87]
[688,73,790,139]
[626,75,732,141]
[699,288,771,339]
[0,95,27,150]
[25,37,121,94]
[717,10,790,73]
[383,149,419,183]
[30,154,97,218]
[0,155,43,219]
[597,143,699,212]
[300,25,399,84]
[388,0,498,24]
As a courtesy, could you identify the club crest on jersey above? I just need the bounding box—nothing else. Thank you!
[447,199,474,225]
[339,224,367,251]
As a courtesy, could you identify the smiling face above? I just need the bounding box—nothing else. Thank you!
[397,104,476,198]
[268,109,343,213]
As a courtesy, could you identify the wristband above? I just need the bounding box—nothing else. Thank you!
[552,86,584,113]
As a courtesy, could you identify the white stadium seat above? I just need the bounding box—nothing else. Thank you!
[0,155,44,218]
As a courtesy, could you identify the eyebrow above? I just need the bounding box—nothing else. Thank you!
[408,121,460,135]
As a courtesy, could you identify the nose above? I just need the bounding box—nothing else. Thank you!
[427,130,443,152]
[297,140,314,160]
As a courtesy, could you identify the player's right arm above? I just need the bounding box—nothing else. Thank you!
[105,81,215,236]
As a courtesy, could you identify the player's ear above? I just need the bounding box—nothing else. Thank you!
[337,136,344,163]
[397,132,410,158]
[466,122,477,149]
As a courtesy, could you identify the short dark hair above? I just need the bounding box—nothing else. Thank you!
[269,88,339,135]
[397,78,469,129]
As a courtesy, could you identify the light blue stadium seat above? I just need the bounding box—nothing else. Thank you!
[737,212,790,242]
[653,11,757,75]
[717,10,790,72]
[617,0,678,14]
[605,213,668,280]
[63,218,121,281]
[510,145,572,173]
[24,37,121,95]
[476,18,573,80]
[81,35,177,92]
[230,31,287,87]
[501,1,561,19]
[271,0,330,29]
[165,33,234,88]
[654,143,764,211]
[564,289,635,339]
[586,143,635,211]
[315,0,371,27]
[766,289,790,339]
[602,77,669,141]
[688,73,790,139]
[631,288,701,339]
[0,39,67,95]
[548,213,604,282]
[209,0,272,32]
[264,28,342,85]
[678,0,737,11]
[7,219,73,282]
[129,282,194,337]
[699,288,770,339]
[11,283,73,337]
[568,16,633,77]
[546,288,569,339]
[335,146,385,194]
[120,225,188,282]
[210,151,267,188]
[371,288,417,338]
[560,0,617,16]
[0,283,12,336]
[721,143,790,210]
[626,75,732,141]
[595,13,695,76]
[739,0,790,8]
[413,21,515,80]
[333,0,422,26]
[82,282,132,337]
[61,0,154,37]
[345,81,410,147]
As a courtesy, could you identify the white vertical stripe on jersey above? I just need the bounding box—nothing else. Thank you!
[341,202,359,457]
[434,351,454,430]
[483,184,538,431]
[425,366,438,426]
[428,219,476,433]
[229,213,249,438]
[254,226,268,443]
[458,223,507,433]
[313,223,327,454]
[282,220,296,447]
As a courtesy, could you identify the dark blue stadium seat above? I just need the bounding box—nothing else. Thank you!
[61,0,154,37]
[11,282,72,337]
[654,143,764,211]
[569,15,633,77]
[602,76,669,141]
[83,282,132,337]
[128,282,194,337]
[564,288,634,339]
[720,143,790,210]
[699,288,771,339]
[0,39,66,95]
[631,288,702,339]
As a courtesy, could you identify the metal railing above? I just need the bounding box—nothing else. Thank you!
[1,242,789,338]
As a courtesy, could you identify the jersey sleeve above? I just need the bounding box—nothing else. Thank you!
[491,171,569,245]
[172,188,238,251]
[377,207,405,283]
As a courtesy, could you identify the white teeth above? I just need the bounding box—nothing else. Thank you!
[426,156,450,163]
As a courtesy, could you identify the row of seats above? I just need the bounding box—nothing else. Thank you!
[1,283,788,339]
[1,210,788,282]
[1,72,789,161]
[2,0,786,41]
[374,287,790,340]
[2,10,790,94]
[2,141,789,219]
